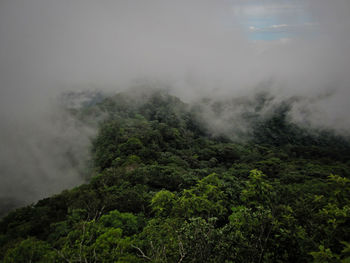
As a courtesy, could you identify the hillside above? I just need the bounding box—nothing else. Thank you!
[0,90,350,262]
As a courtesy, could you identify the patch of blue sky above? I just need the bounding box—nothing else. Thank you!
[245,16,288,40]
[233,1,316,41]
[249,30,291,41]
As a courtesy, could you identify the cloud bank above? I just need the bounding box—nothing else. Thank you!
[0,0,349,207]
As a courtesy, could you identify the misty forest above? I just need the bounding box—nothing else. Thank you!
[1,1,350,263]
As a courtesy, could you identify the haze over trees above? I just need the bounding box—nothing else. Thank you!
[0,90,349,262]
[1,1,350,262]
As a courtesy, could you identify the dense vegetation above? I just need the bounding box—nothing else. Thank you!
[1,90,350,262]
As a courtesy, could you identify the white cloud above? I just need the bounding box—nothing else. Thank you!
[271,24,288,29]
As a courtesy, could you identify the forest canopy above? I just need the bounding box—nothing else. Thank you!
[0,90,350,262]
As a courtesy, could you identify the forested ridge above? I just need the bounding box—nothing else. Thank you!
[1,90,350,262]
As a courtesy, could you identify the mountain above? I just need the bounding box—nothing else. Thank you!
[0,90,350,262]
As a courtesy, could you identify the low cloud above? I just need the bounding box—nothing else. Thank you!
[0,0,349,208]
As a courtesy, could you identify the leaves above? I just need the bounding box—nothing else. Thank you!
[1,91,350,262]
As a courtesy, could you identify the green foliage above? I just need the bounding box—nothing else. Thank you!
[310,245,340,263]
[99,210,140,236]
[1,91,350,262]
[174,173,228,219]
[178,217,219,263]
[3,238,55,263]
[151,190,175,217]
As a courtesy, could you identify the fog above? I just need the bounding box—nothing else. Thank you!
[0,0,349,208]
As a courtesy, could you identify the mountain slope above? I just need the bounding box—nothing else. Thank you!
[1,90,350,262]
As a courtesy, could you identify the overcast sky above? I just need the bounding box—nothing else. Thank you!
[0,0,349,205]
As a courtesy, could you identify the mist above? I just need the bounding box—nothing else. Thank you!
[1,0,350,208]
